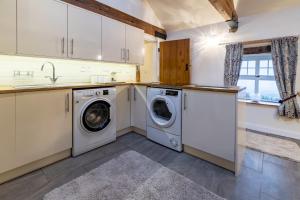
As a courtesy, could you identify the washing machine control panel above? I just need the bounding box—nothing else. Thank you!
[74,88,115,103]
[103,90,109,95]
[158,89,179,96]
[166,90,178,96]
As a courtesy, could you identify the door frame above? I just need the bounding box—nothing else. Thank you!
[144,34,162,82]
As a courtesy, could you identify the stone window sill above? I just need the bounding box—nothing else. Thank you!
[238,99,280,107]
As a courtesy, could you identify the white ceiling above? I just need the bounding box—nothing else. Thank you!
[146,0,224,32]
[236,0,300,17]
[147,0,300,32]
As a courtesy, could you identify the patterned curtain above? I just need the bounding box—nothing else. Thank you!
[271,36,300,119]
[224,43,243,86]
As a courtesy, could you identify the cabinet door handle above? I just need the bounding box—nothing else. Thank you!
[133,87,136,101]
[71,39,74,55]
[121,48,125,60]
[65,93,70,112]
[61,37,65,54]
[127,49,129,61]
[127,87,130,101]
[183,93,187,110]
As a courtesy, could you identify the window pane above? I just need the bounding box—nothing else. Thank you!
[258,80,280,102]
[260,68,268,76]
[269,60,274,75]
[248,68,255,75]
[238,79,255,100]
[268,60,273,68]
[269,67,274,76]
[240,68,247,75]
[241,61,247,68]
[260,60,268,68]
[248,61,256,68]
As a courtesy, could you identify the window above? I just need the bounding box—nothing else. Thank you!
[237,54,280,103]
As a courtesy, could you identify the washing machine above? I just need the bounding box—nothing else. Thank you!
[147,87,182,151]
[73,87,116,156]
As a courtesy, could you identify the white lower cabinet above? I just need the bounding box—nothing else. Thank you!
[0,94,16,174]
[116,86,131,131]
[182,89,236,162]
[131,85,147,131]
[15,90,72,167]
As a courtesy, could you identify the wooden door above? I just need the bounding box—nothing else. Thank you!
[17,0,67,58]
[126,25,144,65]
[16,90,72,167]
[68,5,102,60]
[0,0,16,54]
[116,86,131,132]
[102,16,126,63]
[159,39,190,85]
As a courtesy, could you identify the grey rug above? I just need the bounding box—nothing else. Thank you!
[44,151,225,200]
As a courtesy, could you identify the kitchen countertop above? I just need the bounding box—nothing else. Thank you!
[0,82,245,94]
[133,82,245,93]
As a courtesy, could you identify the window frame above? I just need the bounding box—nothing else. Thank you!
[238,53,279,103]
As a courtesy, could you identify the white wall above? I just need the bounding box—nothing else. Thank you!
[167,6,300,139]
[96,0,163,28]
[0,55,136,86]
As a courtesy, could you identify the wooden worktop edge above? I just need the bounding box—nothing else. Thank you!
[0,83,245,94]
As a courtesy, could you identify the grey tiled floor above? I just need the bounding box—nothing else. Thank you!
[0,132,299,200]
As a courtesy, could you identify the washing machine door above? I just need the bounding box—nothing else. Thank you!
[149,95,176,128]
[81,99,111,133]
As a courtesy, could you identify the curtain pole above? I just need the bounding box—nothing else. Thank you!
[219,35,300,46]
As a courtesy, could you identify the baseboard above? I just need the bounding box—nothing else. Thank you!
[183,145,235,173]
[117,127,147,137]
[117,127,133,137]
[0,149,71,185]
[132,127,147,136]
[245,122,300,140]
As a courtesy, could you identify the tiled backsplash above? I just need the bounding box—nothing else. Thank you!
[0,55,136,86]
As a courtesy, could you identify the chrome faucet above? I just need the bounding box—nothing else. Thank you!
[41,62,60,84]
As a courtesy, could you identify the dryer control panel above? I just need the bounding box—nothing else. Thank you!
[166,90,178,96]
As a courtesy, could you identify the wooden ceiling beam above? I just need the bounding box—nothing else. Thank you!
[208,0,238,32]
[62,0,167,39]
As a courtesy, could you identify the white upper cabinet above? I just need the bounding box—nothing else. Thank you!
[0,0,16,54]
[1,0,145,63]
[68,5,102,61]
[126,25,144,65]
[102,16,126,63]
[17,0,68,58]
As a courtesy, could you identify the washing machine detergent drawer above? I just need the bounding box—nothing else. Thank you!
[147,126,182,152]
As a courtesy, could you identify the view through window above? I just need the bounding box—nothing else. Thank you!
[237,54,280,103]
